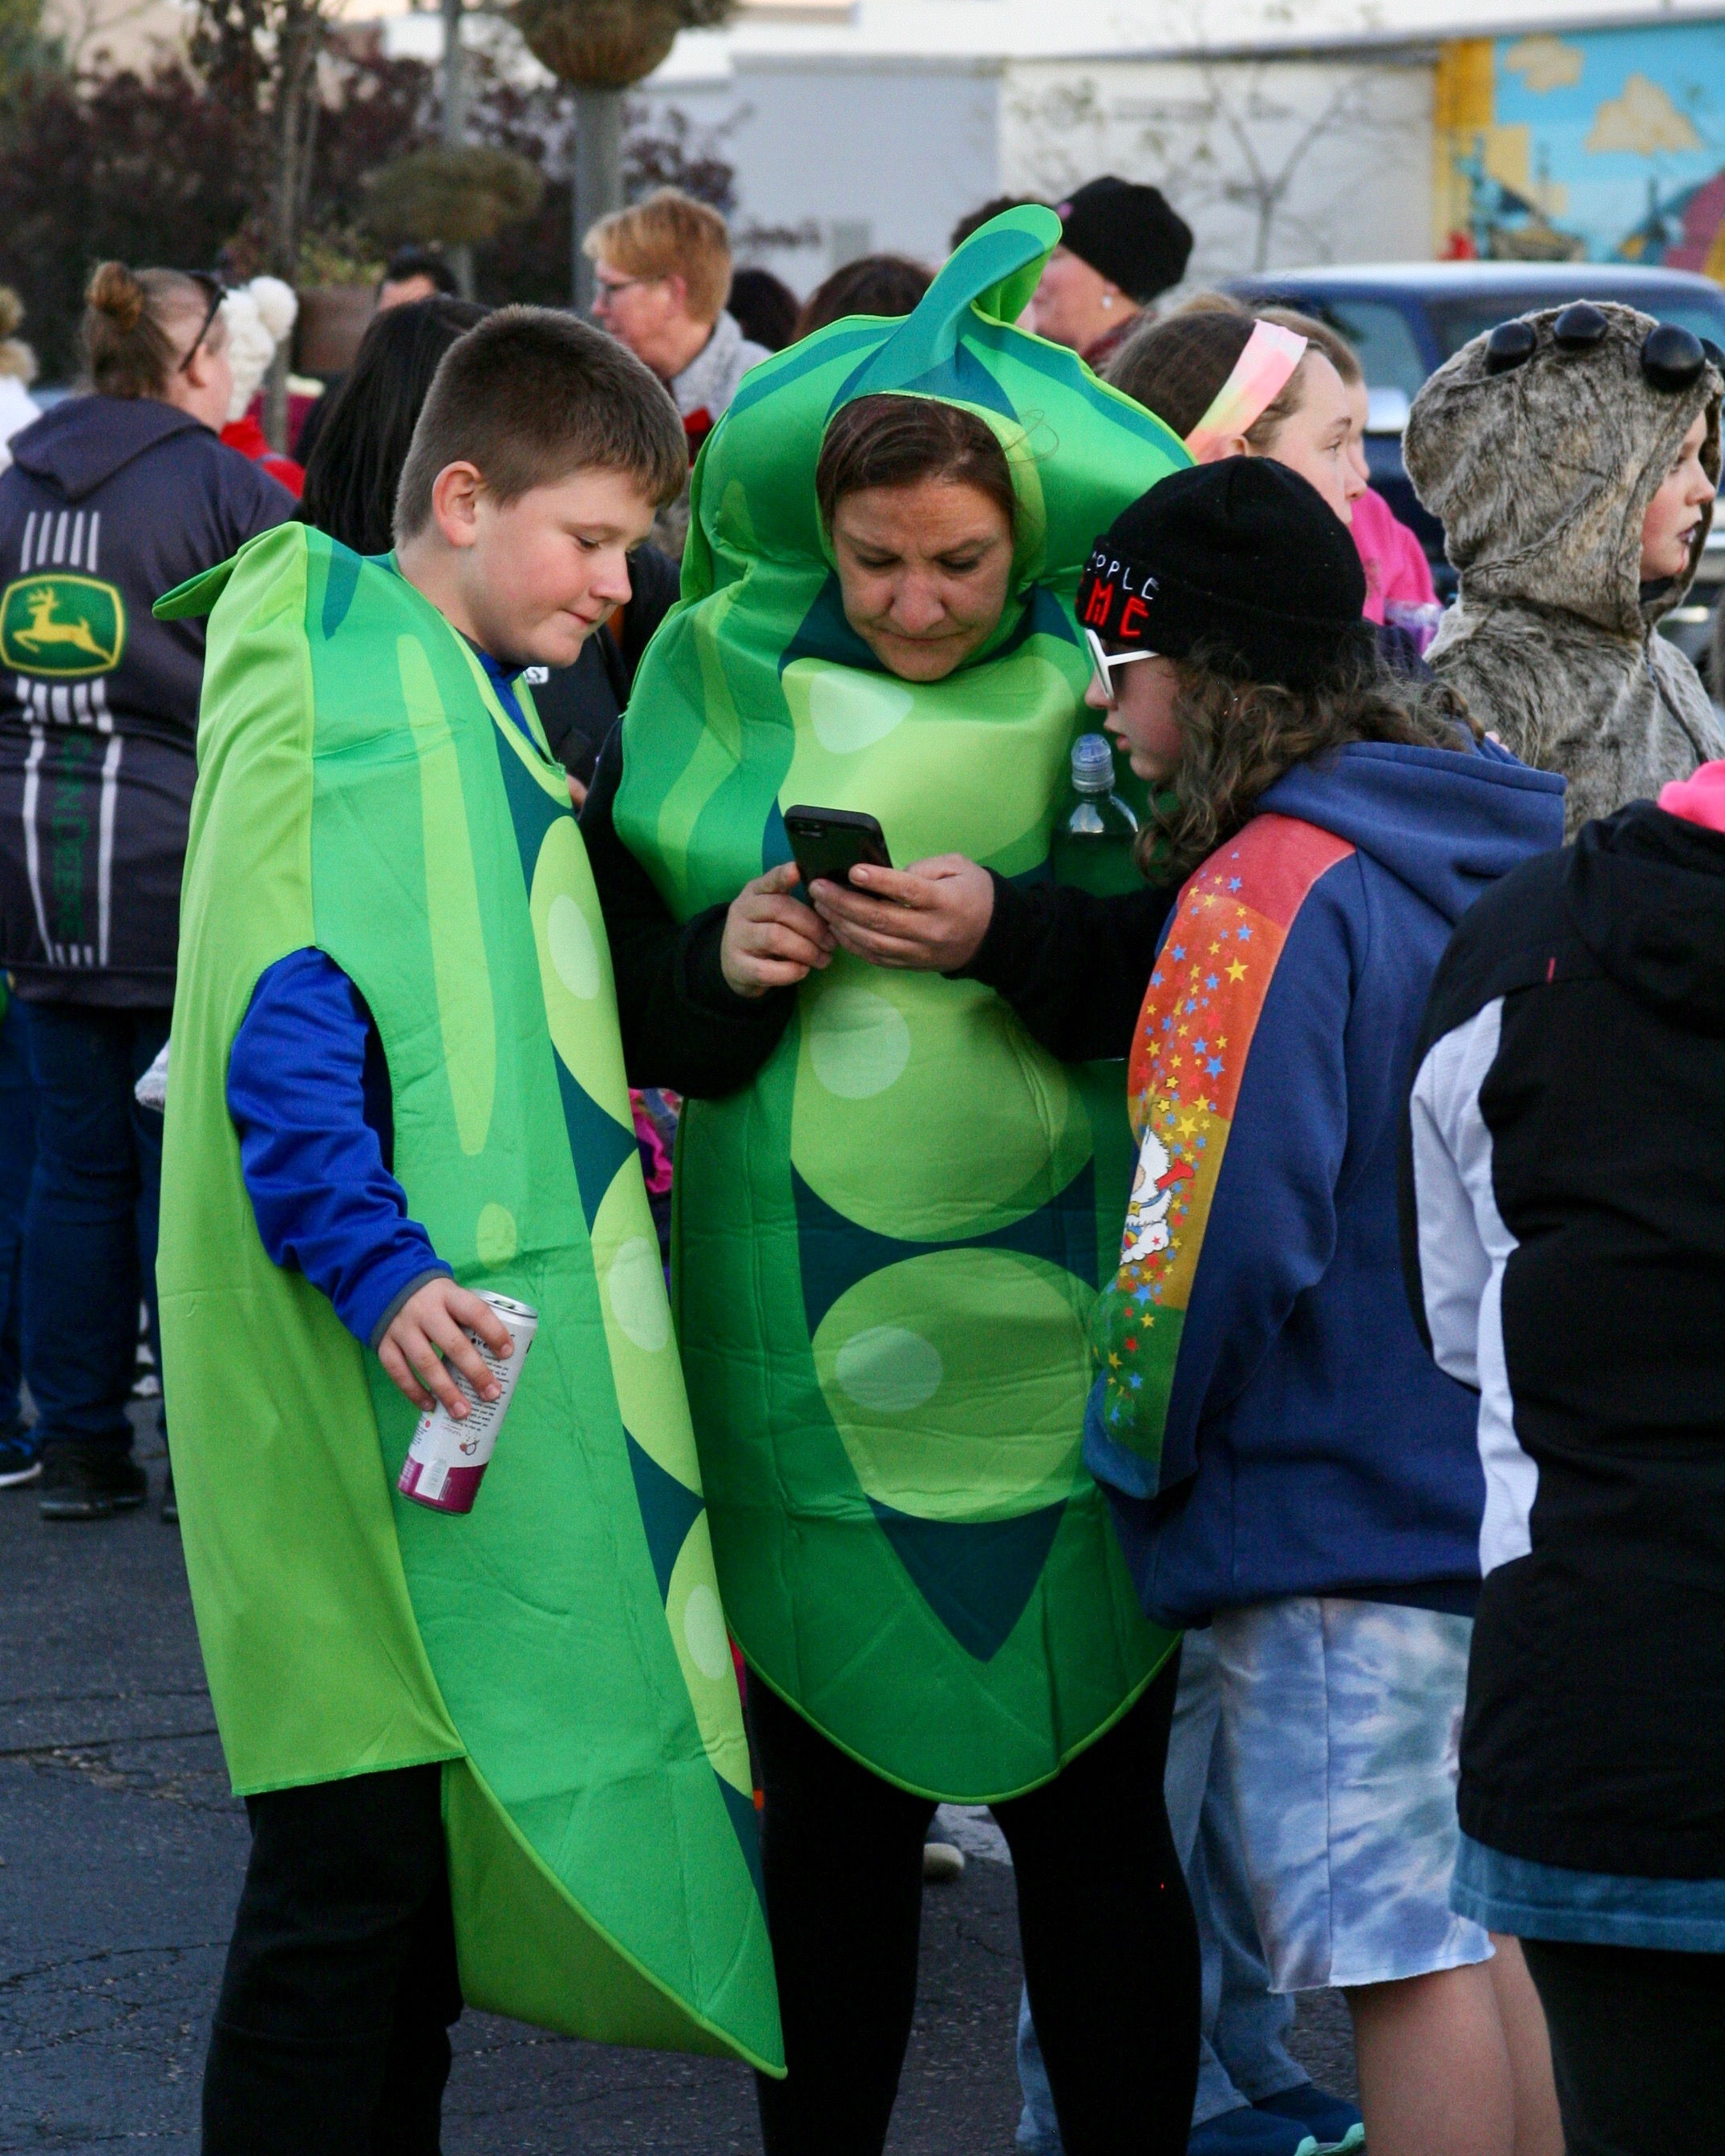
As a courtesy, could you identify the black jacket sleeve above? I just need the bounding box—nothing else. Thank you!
[581,724,796,1097]
[619,544,681,671]
[956,872,1175,1064]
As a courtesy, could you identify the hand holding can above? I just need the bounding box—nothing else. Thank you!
[398,1292,539,1515]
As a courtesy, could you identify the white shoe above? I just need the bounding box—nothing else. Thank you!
[922,1838,966,1883]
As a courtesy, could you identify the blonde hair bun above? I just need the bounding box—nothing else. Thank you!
[87,261,147,333]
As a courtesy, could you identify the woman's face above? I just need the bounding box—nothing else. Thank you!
[830,478,1015,682]
[1641,411,1715,581]
[1342,378,1374,492]
[1255,354,1366,526]
[1087,649,1184,782]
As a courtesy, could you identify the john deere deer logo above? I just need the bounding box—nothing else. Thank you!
[0,575,125,678]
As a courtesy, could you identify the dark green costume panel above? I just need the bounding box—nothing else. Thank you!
[155,527,780,2069]
[615,208,1187,1800]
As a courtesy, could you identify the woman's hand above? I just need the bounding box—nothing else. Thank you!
[720,863,836,997]
[811,855,995,972]
[379,1279,512,1418]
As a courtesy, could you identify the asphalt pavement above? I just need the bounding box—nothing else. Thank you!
[1,1403,1354,2153]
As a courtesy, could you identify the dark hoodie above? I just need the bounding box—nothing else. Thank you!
[1403,800,1725,1884]
[0,395,290,1005]
[1083,736,1564,1629]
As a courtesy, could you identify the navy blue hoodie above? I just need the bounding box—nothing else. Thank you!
[1087,738,1565,1628]
[0,395,290,1006]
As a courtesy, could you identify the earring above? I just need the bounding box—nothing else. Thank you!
[1102,293,1115,309]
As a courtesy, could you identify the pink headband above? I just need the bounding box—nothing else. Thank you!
[1184,322,1309,464]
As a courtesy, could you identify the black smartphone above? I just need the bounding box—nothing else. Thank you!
[784,805,893,896]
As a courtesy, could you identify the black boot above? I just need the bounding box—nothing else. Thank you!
[38,1439,149,1522]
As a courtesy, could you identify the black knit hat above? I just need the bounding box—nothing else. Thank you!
[1077,459,1372,690]
[1055,176,1193,305]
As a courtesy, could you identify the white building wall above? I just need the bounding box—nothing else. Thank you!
[999,57,1435,282]
[637,60,1003,293]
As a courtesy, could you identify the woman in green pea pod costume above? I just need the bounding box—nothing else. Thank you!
[153,522,781,2081]
[588,207,1200,2150]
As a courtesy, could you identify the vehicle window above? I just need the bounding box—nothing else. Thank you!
[1314,299,1429,399]
[1430,290,1725,359]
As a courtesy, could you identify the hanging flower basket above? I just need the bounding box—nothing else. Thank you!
[509,0,733,88]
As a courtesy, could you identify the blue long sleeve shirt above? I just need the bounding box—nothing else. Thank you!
[226,948,447,1348]
[225,645,535,1348]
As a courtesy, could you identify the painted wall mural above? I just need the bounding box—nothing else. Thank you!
[1435,23,1725,278]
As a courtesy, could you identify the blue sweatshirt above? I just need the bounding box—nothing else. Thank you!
[1087,738,1565,1628]
[225,645,537,1346]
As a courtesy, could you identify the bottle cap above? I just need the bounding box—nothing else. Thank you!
[1071,732,1116,792]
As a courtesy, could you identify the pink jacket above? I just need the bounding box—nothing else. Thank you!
[1351,485,1435,625]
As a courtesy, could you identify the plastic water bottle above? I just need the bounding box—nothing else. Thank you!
[1054,733,1141,896]
[1065,734,1139,840]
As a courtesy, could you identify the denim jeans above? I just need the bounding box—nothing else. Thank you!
[1017,1630,1308,2150]
[21,1001,168,1454]
[0,994,34,1433]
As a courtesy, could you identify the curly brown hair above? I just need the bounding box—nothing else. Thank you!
[1138,645,1479,885]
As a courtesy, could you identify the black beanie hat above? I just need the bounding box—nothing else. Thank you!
[1055,176,1193,305]
[1076,459,1373,690]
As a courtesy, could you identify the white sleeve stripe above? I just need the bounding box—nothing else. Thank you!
[1408,997,1538,1576]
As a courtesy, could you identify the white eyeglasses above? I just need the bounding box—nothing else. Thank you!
[1083,625,1159,709]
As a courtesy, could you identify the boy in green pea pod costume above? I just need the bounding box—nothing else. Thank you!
[155,309,781,2156]
[588,208,1198,2147]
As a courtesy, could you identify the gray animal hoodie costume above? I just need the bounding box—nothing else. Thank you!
[1406,303,1723,836]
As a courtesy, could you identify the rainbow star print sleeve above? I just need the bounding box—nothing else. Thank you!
[1089,813,1354,1481]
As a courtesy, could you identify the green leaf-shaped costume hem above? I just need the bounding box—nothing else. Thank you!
[614,208,1189,1800]
[155,527,781,2072]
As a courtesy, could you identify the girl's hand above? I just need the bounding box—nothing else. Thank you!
[379,1279,512,1418]
[811,856,995,972]
[720,863,836,997]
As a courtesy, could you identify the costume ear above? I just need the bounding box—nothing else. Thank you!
[835,205,1061,413]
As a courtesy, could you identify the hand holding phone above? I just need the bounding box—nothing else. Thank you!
[811,853,997,973]
[720,862,836,997]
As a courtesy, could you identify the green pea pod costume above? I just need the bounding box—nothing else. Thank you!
[613,207,1188,1801]
[152,527,782,2073]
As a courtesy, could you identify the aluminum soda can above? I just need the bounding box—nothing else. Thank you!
[397,1292,538,1515]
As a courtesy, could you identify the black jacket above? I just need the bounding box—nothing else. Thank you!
[961,871,1173,1062]
[0,396,291,1006]
[1402,802,1725,1880]
[581,724,796,1097]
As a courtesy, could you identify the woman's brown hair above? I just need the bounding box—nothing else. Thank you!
[815,394,1016,536]
[1140,645,1479,886]
[82,262,221,400]
[795,255,933,341]
[1106,305,1310,449]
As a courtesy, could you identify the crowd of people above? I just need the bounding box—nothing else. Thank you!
[0,169,1719,2156]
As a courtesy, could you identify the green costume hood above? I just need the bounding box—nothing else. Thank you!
[155,527,780,2071]
[614,208,1188,1801]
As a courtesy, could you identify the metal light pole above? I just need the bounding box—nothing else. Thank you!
[571,83,623,316]
[441,0,475,297]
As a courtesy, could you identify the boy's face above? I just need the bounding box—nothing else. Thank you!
[453,467,662,669]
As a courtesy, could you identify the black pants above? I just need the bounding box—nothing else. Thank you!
[1521,1938,1725,2155]
[751,1650,1197,2156]
[201,1762,463,2156]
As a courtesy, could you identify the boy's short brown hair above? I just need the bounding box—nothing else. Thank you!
[581,188,733,324]
[393,305,687,542]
